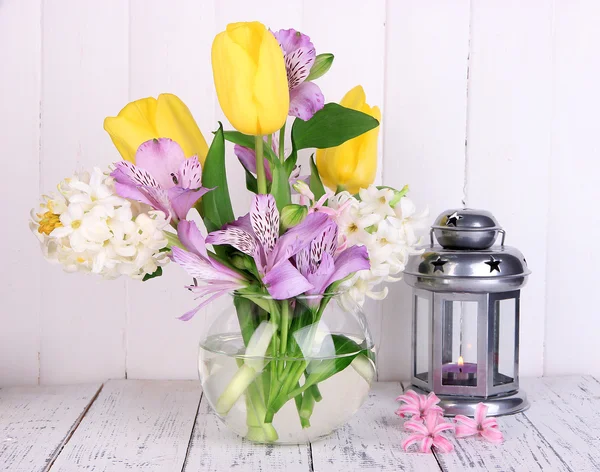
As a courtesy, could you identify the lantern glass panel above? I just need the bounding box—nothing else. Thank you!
[493,298,516,386]
[414,295,430,383]
[441,301,478,387]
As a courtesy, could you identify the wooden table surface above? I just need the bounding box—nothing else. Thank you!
[0,377,598,471]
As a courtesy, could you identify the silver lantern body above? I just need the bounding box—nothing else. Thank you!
[404,209,531,416]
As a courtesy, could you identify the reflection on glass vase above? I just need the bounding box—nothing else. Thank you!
[198,291,376,444]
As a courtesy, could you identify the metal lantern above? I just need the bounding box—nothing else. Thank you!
[404,208,531,416]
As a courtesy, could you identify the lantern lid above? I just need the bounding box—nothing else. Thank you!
[404,208,531,293]
[432,208,501,250]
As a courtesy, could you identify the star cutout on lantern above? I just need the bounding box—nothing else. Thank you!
[446,211,463,227]
[485,256,501,273]
[431,257,448,273]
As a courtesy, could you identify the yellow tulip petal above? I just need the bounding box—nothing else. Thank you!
[254,28,289,135]
[316,147,335,190]
[117,97,158,129]
[226,22,263,64]
[345,131,379,193]
[155,93,209,163]
[315,86,379,192]
[103,116,157,163]
[103,97,159,163]
[340,85,366,111]
[213,30,260,135]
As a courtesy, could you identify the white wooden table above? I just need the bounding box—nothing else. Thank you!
[1,377,598,471]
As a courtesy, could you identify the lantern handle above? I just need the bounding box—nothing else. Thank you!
[499,229,506,246]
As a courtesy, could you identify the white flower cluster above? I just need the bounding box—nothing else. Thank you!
[329,186,428,307]
[30,168,169,279]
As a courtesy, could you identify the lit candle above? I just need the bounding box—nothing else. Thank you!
[442,356,478,385]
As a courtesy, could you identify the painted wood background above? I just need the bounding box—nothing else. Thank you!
[1,0,599,386]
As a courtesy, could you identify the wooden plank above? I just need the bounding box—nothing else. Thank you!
[49,380,201,472]
[311,382,441,471]
[544,1,600,377]
[39,0,129,384]
[379,0,471,381]
[183,394,310,472]
[0,384,101,472]
[519,376,600,471]
[465,0,553,377]
[126,0,218,381]
[0,0,42,386]
[400,379,571,472]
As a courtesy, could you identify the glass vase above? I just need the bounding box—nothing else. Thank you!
[198,292,376,444]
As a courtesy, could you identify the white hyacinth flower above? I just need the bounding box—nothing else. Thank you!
[328,185,428,308]
[30,167,169,280]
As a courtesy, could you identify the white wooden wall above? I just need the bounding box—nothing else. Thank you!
[2,0,599,386]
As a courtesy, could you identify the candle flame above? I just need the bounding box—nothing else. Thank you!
[458,356,464,367]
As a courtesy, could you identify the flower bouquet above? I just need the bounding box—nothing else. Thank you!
[31,22,424,443]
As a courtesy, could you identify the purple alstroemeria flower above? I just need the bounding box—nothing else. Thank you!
[111,138,211,222]
[296,216,370,304]
[206,194,330,299]
[171,220,247,321]
[272,28,325,121]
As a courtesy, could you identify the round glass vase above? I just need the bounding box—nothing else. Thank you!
[198,291,376,444]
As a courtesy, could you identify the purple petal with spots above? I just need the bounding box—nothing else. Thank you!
[250,194,279,254]
[306,252,336,296]
[135,138,186,189]
[308,220,338,271]
[234,145,273,181]
[177,155,203,189]
[269,212,330,268]
[111,171,174,218]
[285,46,315,90]
[262,259,313,300]
[273,28,313,56]
[168,186,212,221]
[227,213,254,233]
[206,226,258,258]
[171,246,242,283]
[111,161,161,189]
[289,81,324,121]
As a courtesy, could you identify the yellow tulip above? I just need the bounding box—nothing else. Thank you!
[212,22,289,136]
[316,86,380,194]
[104,93,208,164]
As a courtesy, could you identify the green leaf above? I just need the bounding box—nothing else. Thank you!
[306,53,334,81]
[223,130,278,163]
[244,168,258,194]
[291,103,379,150]
[389,184,409,208]
[270,158,291,213]
[280,204,308,229]
[142,266,163,281]
[309,155,326,201]
[200,124,235,228]
[304,334,365,386]
[284,149,298,176]
[233,295,261,346]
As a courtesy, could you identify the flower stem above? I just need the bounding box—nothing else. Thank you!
[278,300,290,376]
[246,380,278,442]
[278,123,286,163]
[255,135,267,194]
[215,363,257,415]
